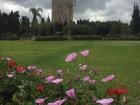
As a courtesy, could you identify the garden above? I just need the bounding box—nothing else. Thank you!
[0,41,140,105]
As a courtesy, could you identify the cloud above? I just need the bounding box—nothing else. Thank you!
[0,0,140,23]
[1,0,52,9]
[0,0,51,20]
[75,0,109,13]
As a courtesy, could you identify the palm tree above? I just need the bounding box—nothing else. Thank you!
[29,8,43,25]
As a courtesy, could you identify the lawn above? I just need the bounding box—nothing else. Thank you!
[0,40,140,104]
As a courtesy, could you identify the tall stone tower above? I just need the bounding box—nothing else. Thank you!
[52,0,75,24]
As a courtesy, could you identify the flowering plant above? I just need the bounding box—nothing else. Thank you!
[0,50,129,105]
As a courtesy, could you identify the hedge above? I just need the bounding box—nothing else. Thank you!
[33,36,68,41]
[33,36,140,41]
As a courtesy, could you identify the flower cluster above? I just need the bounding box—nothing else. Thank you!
[0,50,129,105]
[106,87,128,96]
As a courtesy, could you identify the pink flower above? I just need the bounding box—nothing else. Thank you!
[80,64,88,71]
[66,88,76,99]
[34,69,43,75]
[83,76,91,82]
[101,75,115,82]
[88,79,96,84]
[96,98,113,105]
[65,53,77,62]
[35,98,46,104]
[7,72,15,78]
[27,65,37,71]
[52,79,63,84]
[27,66,32,70]
[16,66,26,73]
[48,99,66,105]
[45,76,55,83]
[83,76,96,84]
[80,50,89,57]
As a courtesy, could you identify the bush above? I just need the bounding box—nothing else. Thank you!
[71,36,102,40]
[63,24,92,35]
[102,36,140,41]
[33,35,140,41]
[34,36,68,41]
[0,33,20,40]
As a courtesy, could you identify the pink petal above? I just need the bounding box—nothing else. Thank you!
[96,98,114,105]
[45,76,55,83]
[101,75,115,82]
[35,98,45,104]
[80,64,88,71]
[88,80,96,84]
[66,88,76,99]
[27,65,37,70]
[65,53,77,62]
[80,50,89,57]
[48,99,66,105]
[83,76,91,82]
[52,79,63,84]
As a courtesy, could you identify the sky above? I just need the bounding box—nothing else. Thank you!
[0,0,140,23]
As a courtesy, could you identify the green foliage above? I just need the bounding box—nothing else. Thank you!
[63,24,92,35]
[0,11,20,39]
[0,55,114,105]
[110,21,121,35]
[20,16,30,37]
[0,6,139,39]
[130,4,140,34]
[29,8,43,25]
[34,36,67,41]
[62,21,131,37]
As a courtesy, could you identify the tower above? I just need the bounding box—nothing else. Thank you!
[52,0,75,24]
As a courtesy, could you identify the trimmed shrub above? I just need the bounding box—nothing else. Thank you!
[34,36,68,41]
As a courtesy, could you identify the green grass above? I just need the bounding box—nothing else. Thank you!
[0,40,140,104]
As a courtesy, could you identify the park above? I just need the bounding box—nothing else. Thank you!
[0,0,140,105]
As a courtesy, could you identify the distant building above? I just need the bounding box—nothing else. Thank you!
[52,0,75,24]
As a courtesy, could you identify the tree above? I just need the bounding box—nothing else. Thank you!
[130,4,140,34]
[20,16,30,37]
[29,8,43,25]
[110,21,121,36]
[47,16,50,23]
[40,17,47,36]
[0,10,1,35]
[41,17,45,24]
[121,23,131,35]
[9,11,20,34]
[29,8,43,36]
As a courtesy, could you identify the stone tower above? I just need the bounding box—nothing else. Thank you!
[52,0,75,24]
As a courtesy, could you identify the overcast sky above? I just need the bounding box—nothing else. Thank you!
[0,0,140,23]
